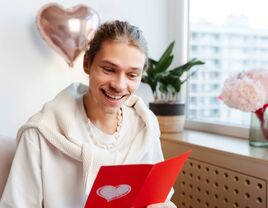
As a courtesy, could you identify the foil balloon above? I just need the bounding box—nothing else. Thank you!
[37,3,100,67]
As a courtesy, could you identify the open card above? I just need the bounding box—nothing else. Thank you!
[84,150,191,208]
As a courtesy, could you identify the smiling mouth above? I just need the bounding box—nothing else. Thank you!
[101,89,125,100]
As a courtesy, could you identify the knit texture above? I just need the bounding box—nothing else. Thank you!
[16,83,160,194]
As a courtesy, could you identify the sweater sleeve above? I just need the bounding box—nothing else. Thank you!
[0,129,43,208]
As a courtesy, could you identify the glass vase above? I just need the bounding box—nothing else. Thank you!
[249,107,268,147]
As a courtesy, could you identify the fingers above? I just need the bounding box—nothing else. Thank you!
[147,201,177,208]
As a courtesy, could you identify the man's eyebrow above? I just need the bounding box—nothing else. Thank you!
[130,67,142,71]
[100,60,117,66]
[101,60,142,71]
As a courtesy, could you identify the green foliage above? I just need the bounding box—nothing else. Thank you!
[142,41,205,102]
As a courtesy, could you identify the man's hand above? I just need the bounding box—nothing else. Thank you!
[147,201,177,208]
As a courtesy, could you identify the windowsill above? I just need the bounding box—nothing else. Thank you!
[161,129,268,162]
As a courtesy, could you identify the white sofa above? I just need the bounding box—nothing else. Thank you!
[0,135,16,198]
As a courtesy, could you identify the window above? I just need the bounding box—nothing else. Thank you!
[186,0,268,137]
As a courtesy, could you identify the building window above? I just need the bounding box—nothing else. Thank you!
[187,0,268,136]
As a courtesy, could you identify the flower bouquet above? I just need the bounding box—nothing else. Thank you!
[219,69,268,147]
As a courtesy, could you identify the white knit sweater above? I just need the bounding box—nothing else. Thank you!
[0,83,166,208]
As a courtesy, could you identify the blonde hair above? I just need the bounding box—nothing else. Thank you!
[85,20,148,70]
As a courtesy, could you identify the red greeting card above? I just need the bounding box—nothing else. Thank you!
[84,150,191,208]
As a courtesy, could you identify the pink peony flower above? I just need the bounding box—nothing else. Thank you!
[219,69,268,112]
[220,69,268,142]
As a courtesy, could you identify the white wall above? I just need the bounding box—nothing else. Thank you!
[0,0,183,138]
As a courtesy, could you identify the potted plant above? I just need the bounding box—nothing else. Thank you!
[142,41,205,133]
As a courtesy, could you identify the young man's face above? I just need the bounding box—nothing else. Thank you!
[85,41,145,114]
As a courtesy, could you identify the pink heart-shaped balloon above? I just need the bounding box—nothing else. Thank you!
[37,3,100,67]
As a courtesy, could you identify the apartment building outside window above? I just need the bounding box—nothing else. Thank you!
[187,0,268,136]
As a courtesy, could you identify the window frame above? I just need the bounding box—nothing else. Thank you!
[183,0,250,139]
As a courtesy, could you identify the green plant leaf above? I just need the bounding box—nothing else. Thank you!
[155,41,175,73]
[141,40,205,102]
[155,55,174,73]
[149,58,158,65]
[159,82,168,94]
[159,74,182,93]
[142,75,158,93]
[170,58,205,77]
[146,58,158,78]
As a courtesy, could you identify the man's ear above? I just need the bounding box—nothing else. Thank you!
[83,52,90,74]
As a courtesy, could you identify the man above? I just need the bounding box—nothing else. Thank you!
[0,20,176,208]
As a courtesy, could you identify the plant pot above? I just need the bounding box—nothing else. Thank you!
[149,102,185,133]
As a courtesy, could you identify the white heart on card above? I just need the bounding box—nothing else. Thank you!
[96,184,132,202]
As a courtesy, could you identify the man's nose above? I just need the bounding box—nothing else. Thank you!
[110,75,127,92]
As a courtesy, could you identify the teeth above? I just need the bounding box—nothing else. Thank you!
[105,92,123,99]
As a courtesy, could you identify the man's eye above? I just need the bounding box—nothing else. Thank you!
[102,67,114,72]
[128,73,139,79]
